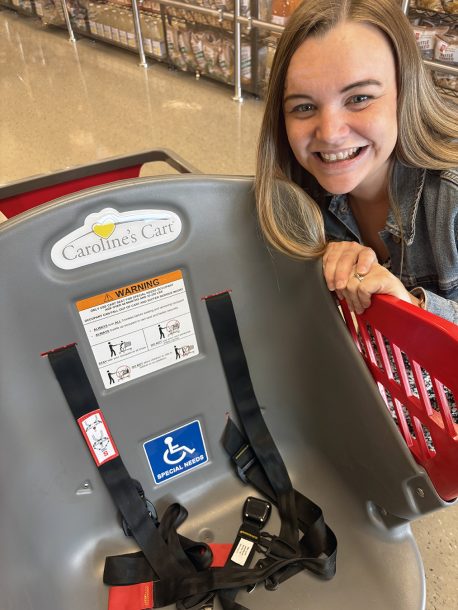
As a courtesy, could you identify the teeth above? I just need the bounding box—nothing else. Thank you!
[320,147,360,162]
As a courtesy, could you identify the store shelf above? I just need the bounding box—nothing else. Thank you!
[1,0,37,16]
[77,2,167,61]
[1,0,287,96]
[4,0,457,99]
[405,2,457,101]
[409,6,457,25]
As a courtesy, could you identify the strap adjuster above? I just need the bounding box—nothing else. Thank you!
[234,444,256,483]
[243,497,272,526]
[122,480,158,537]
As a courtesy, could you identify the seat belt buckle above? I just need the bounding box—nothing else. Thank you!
[243,497,272,527]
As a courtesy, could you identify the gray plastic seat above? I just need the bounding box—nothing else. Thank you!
[0,175,451,610]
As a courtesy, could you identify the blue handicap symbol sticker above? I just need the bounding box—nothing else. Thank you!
[144,420,208,485]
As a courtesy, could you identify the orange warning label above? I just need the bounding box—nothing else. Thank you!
[76,270,182,311]
[76,269,198,389]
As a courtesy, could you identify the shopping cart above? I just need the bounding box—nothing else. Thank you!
[0,151,456,610]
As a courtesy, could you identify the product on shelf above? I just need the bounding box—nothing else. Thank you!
[433,32,458,91]
[411,22,449,58]
[415,0,444,11]
[271,0,301,26]
[86,0,165,56]
[87,2,137,47]
[413,0,458,13]
[164,16,267,88]
[434,72,458,90]
[139,0,161,13]
[214,0,234,11]
[35,0,66,25]
[140,12,167,58]
[166,18,235,80]
[434,31,458,61]
[442,0,458,13]
[165,4,234,30]
[258,0,272,23]
[9,0,35,15]
[410,0,457,93]
[166,18,190,69]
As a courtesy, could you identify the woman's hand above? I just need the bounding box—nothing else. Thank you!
[340,263,418,314]
[323,241,378,298]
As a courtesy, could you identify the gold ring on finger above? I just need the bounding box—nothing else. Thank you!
[354,272,366,282]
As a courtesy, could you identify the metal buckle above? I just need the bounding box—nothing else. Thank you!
[236,457,255,483]
[243,497,272,526]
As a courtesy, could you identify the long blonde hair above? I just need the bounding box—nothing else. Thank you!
[256,0,458,260]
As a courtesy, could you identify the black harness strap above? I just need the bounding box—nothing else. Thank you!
[204,292,299,558]
[205,291,337,585]
[104,505,214,586]
[44,346,298,609]
[46,345,201,584]
[222,418,337,579]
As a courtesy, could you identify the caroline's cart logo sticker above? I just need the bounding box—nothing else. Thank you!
[144,420,209,484]
[76,270,199,389]
[51,208,182,269]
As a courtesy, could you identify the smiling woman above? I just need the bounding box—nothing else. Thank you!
[256,0,458,323]
[283,22,398,202]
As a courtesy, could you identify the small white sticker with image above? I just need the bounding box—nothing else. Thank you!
[78,410,119,466]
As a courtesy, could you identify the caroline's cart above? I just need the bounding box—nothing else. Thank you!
[1,150,457,610]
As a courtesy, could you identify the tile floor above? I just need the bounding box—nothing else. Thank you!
[1,8,457,609]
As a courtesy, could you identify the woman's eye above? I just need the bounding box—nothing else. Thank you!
[291,103,315,114]
[348,94,371,106]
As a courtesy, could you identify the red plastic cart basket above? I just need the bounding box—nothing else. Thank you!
[341,296,458,501]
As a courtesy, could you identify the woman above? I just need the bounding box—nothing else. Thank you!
[256,0,458,322]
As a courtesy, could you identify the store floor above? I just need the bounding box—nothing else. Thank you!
[1,8,458,610]
[0,8,262,181]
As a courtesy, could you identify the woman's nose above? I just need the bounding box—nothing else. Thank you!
[314,108,350,144]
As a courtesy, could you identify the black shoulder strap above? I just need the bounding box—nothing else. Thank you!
[205,292,299,555]
[204,291,337,586]
[46,345,203,584]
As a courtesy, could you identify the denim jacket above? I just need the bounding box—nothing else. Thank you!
[318,161,458,323]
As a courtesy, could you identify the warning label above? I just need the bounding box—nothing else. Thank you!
[76,270,199,388]
[78,409,119,466]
